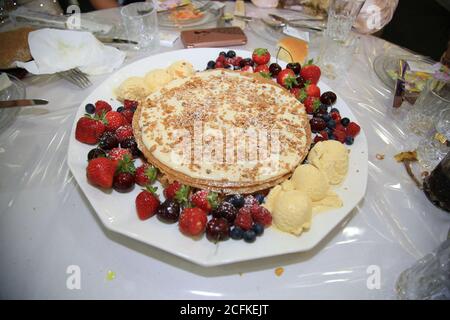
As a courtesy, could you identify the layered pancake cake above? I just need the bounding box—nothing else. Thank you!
[133,69,311,194]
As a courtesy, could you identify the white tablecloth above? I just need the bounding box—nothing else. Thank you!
[1,2,449,299]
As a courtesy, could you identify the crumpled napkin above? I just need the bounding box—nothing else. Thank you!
[16,28,126,75]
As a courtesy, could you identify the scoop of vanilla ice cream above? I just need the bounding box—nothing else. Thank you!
[307,140,349,184]
[167,60,195,79]
[144,69,173,93]
[291,164,329,201]
[265,186,312,236]
[116,76,148,102]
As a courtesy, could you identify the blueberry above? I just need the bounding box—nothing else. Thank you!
[252,223,264,236]
[207,60,216,69]
[345,136,354,145]
[117,106,124,113]
[341,117,350,127]
[230,227,244,240]
[226,50,236,58]
[327,119,336,129]
[131,106,137,113]
[319,104,328,113]
[330,108,340,114]
[85,103,95,114]
[219,51,226,57]
[321,114,331,122]
[254,193,265,204]
[233,65,241,70]
[227,194,245,209]
[325,127,333,135]
[243,230,257,243]
[329,134,336,140]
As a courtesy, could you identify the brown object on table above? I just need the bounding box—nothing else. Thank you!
[0,27,34,69]
[180,27,247,48]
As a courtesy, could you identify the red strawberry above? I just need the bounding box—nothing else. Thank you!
[330,111,341,122]
[124,99,138,110]
[290,87,301,99]
[164,181,181,199]
[215,61,224,69]
[86,157,117,189]
[303,96,321,114]
[233,56,243,66]
[75,116,105,144]
[305,83,321,98]
[164,181,190,206]
[94,100,112,116]
[252,48,271,65]
[241,65,253,72]
[234,209,253,231]
[277,69,297,89]
[135,186,160,220]
[314,135,325,143]
[346,122,361,137]
[300,59,321,85]
[115,125,133,142]
[108,147,132,162]
[333,129,346,143]
[251,205,272,227]
[105,111,125,132]
[319,130,329,140]
[254,64,269,73]
[121,109,134,124]
[191,190,218,213]
[179,207,208,236]
[335,123,346,132]
[135,163,157,186]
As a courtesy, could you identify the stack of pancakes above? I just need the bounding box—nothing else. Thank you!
[133,69,311,194]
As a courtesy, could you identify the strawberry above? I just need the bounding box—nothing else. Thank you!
[191,190,218,213]
[300,59,321,85]
[234,208,253,231]
[135,163,157,186]
[303,96,321,114]
[335,123,346,132]
[75,115,105,144]
[254,64,269,73]
[121,109,134,124]
[277,69,297,89]
[115,125,133,142]
[104,111,125,132]
[179,207,208,236]
[241,65,253,72]
[330,111,341,122]
[314,135,325,143]
[252,48,271,65]
[86,157,117,189]
[164,181,190,206]
[319,130,329,140]
[164,181,181,199]
[290,87,301,99]
[250,205,272,227]
[124,99,138,110]
[346,122,361,137]
[333,129,346,143]
[233,56,243,67]
[215,61,224,69]
[305,83,321,98]
[94,100,112,116]
[108,147,132,162]
[135,186,160,220]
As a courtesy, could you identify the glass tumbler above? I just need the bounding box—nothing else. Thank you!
[325,0,365,41]
[121,2,159,52]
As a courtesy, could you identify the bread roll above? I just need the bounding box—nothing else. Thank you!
[276,37,309,64]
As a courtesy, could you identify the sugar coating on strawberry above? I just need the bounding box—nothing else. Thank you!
[75,116,105,145]
[94,100,112,116]
[300,59,321,85]
[191,189,218,212]
[234,209,253,231]
[179,207,207,236]
[135,186,160,220]
[121,109,134,124]
[135,163,157,187]
[164,181,181,200]
[115,125,133,142]
[124,99,138,110]
[108,147,132,161]
[346,122,361,137]
[105,111,126,132]
[251,205,272,227]
[86,157,117,189]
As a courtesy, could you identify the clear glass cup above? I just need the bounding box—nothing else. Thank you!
[405,80,450,137]
[325,0,365,42]
[121,2,159,52]
[416,108,450,171]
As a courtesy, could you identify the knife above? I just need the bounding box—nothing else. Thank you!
[393,59,409,108]
[0,99,48,109]
[268,14,324,31]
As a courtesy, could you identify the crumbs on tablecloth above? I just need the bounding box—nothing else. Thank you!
[394,151,417,162]
[106,270,116,281]
[275,267,284,277]
[376,153,385,160]
[421,171,429,177]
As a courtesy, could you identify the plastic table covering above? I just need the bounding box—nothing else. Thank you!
[1,3,450,299]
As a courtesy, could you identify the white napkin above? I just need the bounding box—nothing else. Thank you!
[16,28,126,75]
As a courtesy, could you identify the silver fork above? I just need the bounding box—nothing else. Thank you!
[57,68,92,89]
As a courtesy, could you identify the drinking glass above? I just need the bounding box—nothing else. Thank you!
[317,0,364,79]
[416,108,450,171]
[405,80,450,137]
[121,2,159,52]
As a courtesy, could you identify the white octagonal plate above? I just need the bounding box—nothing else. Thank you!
[68,48,368,266]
